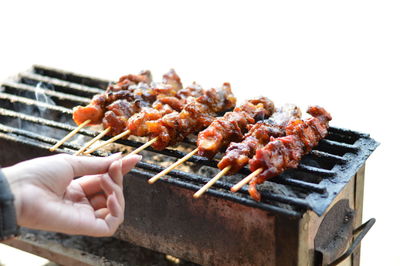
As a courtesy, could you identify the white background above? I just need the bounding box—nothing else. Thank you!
[0,1,399,265]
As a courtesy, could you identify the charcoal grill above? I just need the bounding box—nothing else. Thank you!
[0,65,378,266]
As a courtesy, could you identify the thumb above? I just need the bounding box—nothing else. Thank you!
[59,153,123,177]
[121,154,142,175]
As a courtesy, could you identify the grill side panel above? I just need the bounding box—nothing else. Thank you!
[118,174,278,266]
[0,135,53,167]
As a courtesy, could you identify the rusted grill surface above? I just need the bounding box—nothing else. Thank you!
[0,65,379,217]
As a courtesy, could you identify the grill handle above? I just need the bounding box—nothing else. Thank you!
[329,218,376,266]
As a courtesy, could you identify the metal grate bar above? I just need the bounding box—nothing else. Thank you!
[19,72,104,97]
[297,164,336,176]
[0,123,81,151]
[310,150,347,164]
[0,107,96,135]
[33,65,110,90]
[232,182,312,209]
[319,139,359,152]
[2,81,91,104]
[329,126,370,139]
[273,177,327,193]
[0,92,73,115]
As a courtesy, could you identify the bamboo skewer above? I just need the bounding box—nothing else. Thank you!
[193,165,232,198]
[74,127,111,155]
[148,147,199,184]
[84,129,131,155]
[230,167,263,192]
[49,119,91,151]
[129,137,159,155]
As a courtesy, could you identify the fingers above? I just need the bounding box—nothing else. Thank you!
[89,193,107,210]
[78,175,102,196]
[94,208,109,219]
[94,160,127,236]
[121,154,142,175]
[109,159,124,187]
[100,169,125,211]
[60,152,123,177]
[107,192,123,218]
[79,153,141,204]
[61,153,141,237]
[91,193,123,237]
[61,152,140,179]
[104,193,124,232]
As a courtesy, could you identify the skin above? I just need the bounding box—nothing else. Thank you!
[2,153,141,237]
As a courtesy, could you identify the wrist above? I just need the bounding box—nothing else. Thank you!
[0,168,20,240]
[2,167,22,224]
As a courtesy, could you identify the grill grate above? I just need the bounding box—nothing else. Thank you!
[0,65,379,217]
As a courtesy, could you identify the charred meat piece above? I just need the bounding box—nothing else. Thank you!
[218,104,301,174]
[73,70,152,126]
[127,84,204,137]
[111,70,153,91]
[197,97,275,159]
[102,99,141,136]
[162,69,183,92]
[102,76,186,136]
[196,83,237,114]
[102,111,128,137]
[72,69,182,127]
[147,84,237,150]
[248,106,332,201]
[106,99,141,118]
[177,83,204,99]
[72,104,104,125]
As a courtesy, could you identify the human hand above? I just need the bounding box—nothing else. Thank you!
[2,153,141,237]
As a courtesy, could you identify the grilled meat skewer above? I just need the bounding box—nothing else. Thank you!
[248,106,332,201]
[150,96,275,187]
[218,104,302,175]
[72,69,183,127]
[193,103,298,198]
[72,70,154,126]
[147,83,237,150]
[196,97,275,159]
[127,83,204,137]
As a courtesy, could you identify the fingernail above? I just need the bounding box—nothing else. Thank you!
[109,152,123,160]
[125,154,142,161]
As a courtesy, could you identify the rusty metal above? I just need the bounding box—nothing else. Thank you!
[314,199,355,265]
[329,218,376,266]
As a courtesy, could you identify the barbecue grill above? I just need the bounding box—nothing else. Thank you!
[0,65,378,266]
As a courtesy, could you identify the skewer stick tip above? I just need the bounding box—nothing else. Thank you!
[129,137,158,155]
[193,165,231,198]
[148,148,199,184]
[49,119,91,152]
[74,127,111,156]
[84,129,131,155]
[230,168,263,193]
